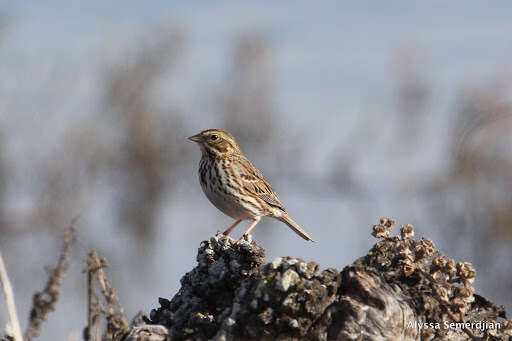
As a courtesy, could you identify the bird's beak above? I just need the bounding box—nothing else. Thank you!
[187,134,201,143]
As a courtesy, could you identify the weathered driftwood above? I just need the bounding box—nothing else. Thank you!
[127,219,511,341]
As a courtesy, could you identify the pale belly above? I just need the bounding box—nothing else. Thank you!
[198,159,264,220]
[201,181,257,220]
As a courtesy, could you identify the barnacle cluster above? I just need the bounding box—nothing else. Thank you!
[367,218,505,340]
[141,220,507,341]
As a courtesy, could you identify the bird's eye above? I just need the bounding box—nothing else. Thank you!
[210,135,218,141]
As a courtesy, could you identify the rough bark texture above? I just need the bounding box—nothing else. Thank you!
[127,219,512,341]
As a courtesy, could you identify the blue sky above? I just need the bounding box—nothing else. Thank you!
[5,1,512,105]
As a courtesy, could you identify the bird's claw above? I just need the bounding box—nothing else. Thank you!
[234,234,249,244]
[221,234,238,243]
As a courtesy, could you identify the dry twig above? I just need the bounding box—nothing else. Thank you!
[24,226,76,341]
[0,250,23,341]
[84,251,128,341]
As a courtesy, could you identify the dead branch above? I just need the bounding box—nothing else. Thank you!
[0,250,23,341]
[24,226,76,341]
[84,251,128,341]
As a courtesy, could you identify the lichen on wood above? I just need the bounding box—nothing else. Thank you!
[130,219,510,341]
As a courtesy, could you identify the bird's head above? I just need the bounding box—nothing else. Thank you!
[188,129,242,157]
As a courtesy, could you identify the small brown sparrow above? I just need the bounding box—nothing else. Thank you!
[188,129,314,243]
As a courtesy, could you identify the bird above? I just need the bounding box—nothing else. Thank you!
[188,128,315,243]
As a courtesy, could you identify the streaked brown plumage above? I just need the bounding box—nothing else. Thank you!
[188,129,314,243]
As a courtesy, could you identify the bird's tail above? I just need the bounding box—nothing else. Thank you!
[277,212,315,242]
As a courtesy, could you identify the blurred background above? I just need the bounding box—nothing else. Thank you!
[1,1,511,339]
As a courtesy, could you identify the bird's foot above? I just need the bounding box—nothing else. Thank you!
[235,234,251,244]
[220,234,238,243]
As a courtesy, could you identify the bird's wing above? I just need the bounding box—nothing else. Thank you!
[231,155,286,211]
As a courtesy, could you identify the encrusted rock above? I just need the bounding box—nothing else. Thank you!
[144,220,508,341]
[124,325,169,341]
[275,268,299,292]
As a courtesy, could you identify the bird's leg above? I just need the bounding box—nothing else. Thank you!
[223,219,242,236]
[236,217,261,243]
